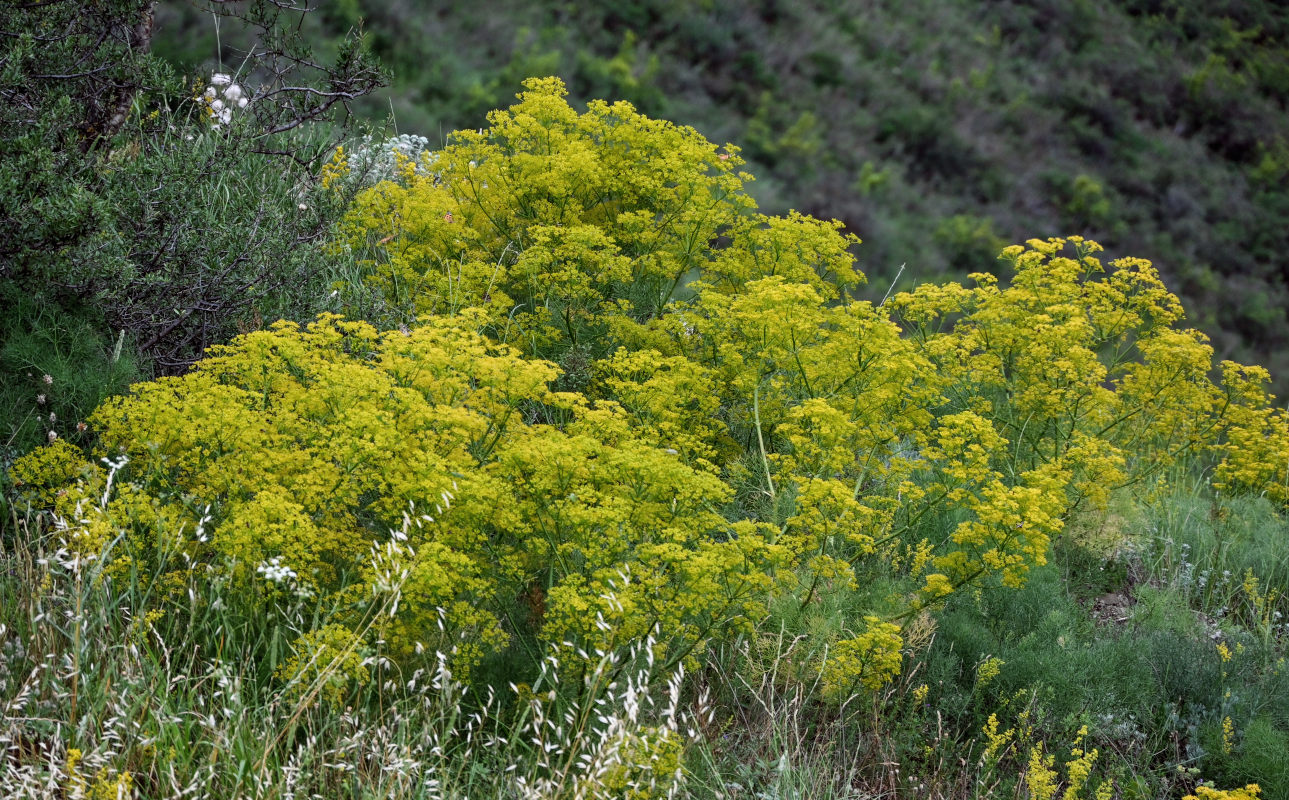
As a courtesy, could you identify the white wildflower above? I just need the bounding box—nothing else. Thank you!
[257,556,298,584]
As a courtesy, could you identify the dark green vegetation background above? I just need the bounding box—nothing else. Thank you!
[157,0,1289,388]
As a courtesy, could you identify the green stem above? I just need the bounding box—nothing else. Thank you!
[754,383,776,499]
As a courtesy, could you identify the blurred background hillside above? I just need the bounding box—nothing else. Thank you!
[159,0,1289,385]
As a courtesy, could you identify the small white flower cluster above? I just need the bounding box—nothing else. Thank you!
[255,555,316,601]
[256,555,297,584]
[204,73,249,130]
[346,133,437,186]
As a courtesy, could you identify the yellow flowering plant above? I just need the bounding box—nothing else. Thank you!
[887,237,1288,508]
[14,79,1289,707]
[16,314,790,680]
[1185,785,1263,800]
[340,77,758,358]
[819,616,905,701]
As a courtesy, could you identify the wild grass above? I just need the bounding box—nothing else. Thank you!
[5,475,1289,799]
[0,505,712,799]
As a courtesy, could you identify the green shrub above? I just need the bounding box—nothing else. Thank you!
[0,1,385,373]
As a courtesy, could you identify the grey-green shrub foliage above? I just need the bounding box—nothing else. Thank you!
[0,0,385,372]
[0,1,385,463]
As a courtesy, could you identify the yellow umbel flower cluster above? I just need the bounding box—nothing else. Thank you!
[1186,785,1262,800]
[1025,727,1111,800]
